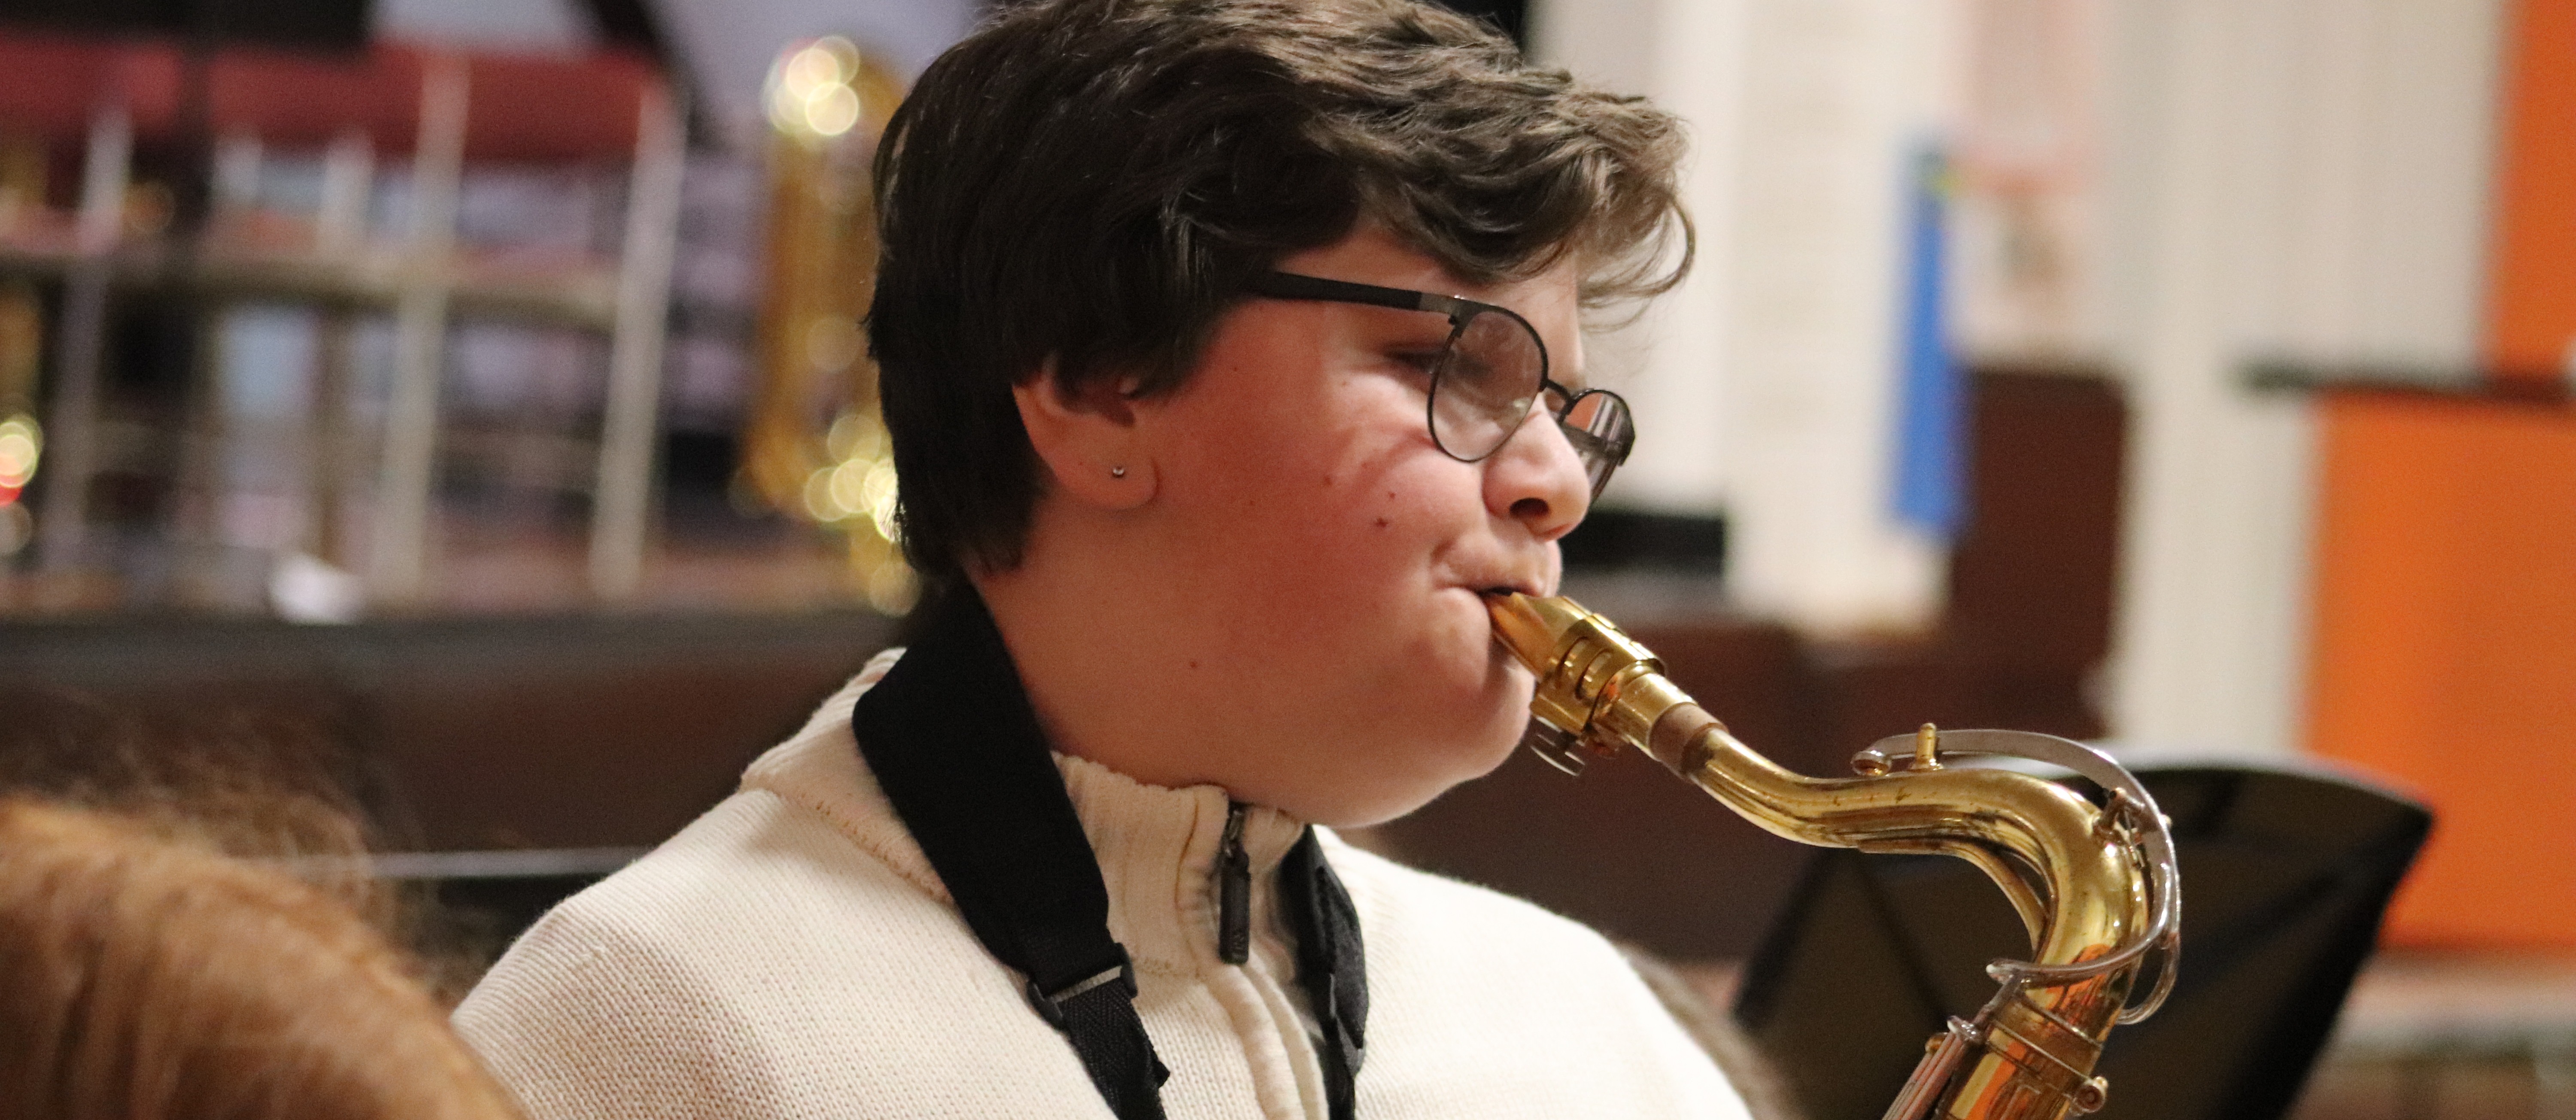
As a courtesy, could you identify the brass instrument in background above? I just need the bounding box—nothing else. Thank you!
[1487,594,2179,1120]
[0,279,41,559]
[741,37,914,612]
[0,143,47,557]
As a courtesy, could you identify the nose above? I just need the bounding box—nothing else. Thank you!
[1483,407,1591,542]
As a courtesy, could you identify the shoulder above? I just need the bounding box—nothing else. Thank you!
[456,657,1031,1118]
[470,653,948,986]
[464,774,948,1000]
[454,787,940,1113]
[452,789,803,1117]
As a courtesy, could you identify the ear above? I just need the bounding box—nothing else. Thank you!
[1012,362,1156,511]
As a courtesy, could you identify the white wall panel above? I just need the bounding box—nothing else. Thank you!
[1535,0,1968,633]
[1531,0,1743,518]
[2101,0,2505,755]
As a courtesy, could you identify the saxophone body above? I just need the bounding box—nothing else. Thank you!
[1486,594,2180,1120]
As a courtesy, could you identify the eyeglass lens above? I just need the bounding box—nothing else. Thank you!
[1556,389,1633,501]
[1429,309,1548,462]
[1431,308,1633,500]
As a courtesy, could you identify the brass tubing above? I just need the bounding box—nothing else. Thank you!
[1488,593,2155,1120]
[1641,695,2141,1008]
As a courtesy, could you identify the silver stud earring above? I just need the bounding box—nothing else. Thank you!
[1110,465,1128,478]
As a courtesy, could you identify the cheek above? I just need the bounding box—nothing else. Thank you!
[1153,347,1481,639]
[1294,435,1468,580]
[1185,377,1436,540]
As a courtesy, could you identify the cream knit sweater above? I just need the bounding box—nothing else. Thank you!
[455,652,1751,1120]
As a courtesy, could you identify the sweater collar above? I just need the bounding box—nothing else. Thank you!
[759,587,1368,1115]
[1062,752,1306,971]
[741,606,1305,972]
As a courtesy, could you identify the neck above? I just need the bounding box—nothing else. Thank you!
[972,535,1229,800]
[969,498,1457,828]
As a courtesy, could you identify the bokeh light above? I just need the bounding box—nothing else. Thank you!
[765,38,869,143]
[0,414,42,495]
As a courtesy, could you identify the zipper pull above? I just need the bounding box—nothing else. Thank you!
[1217,800,1251,964]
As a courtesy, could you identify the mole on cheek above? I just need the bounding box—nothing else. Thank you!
[1375,517,1391,529]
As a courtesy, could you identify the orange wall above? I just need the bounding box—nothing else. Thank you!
[2303,0,2576,949]
[2307,396,2576,948]
[2488,0,2576,378]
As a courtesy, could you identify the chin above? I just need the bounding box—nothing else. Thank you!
[1456,665,1534,771]
[1306,627,1529,827]
[1349,711,1529,828]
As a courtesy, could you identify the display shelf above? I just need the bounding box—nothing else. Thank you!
[0,525,882,621]
[2245,359,2576,406]
[0,33,685,609]
[0,220,623,331]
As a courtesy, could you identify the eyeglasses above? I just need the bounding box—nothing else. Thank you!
[1244,271,1635,502]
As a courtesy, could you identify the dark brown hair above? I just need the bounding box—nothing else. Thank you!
[869,0,1691,578]
[0,801,525,1120]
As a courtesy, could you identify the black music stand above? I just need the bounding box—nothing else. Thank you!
[1731,760,2432,1120]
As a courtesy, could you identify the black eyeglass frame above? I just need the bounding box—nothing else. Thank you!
[1243,271,1635,498]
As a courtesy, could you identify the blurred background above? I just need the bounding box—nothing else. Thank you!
[0,0,2568,1117]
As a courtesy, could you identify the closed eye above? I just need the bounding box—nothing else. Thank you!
[1385,347,1443,381]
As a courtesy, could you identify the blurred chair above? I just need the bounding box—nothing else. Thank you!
[1730,761,2432,1120]
[0,33,683,606]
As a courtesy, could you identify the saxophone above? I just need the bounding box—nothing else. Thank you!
[1486,593,2179,1120]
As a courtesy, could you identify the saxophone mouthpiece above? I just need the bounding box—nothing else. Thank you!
[1482,590,1586,675]
[1483,592,1676,775]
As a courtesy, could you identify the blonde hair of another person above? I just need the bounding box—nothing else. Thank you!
[0,800,523,1120]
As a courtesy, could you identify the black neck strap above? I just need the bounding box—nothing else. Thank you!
[852,589,1364,1120]
[1283,830,1369,1120]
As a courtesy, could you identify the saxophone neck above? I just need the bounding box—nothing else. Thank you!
[1485,591,2178,1120]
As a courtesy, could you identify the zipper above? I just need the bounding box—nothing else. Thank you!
[1217,800,1251,964]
